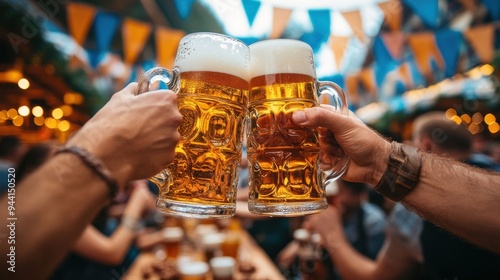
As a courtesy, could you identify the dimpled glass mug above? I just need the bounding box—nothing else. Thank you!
[136,33,250,218]
[247,39,350,216]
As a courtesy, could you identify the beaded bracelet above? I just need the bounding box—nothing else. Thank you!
[55,146,118,198]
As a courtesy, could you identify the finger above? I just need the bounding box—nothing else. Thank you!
[116,82,138,97]
[292,107,358,135]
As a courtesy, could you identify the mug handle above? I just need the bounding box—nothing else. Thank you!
[135,67,181,188]
[316,81,351,183]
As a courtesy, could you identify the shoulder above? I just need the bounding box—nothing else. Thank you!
[388,203,423,242]
[361,202,387,234]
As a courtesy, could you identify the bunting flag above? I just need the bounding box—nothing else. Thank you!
[463,24,495,63]
[435,30,462,77]
[345,74,360,106]
[174,0,196,19]
[330,36,350,70]
[94,12,120,52]
[122,19,152,65]
[300,9,331,52]
[87,50,105,69]
[341,10,365,42]
[398,62,413,88]
[66,2,96,45]
[156,27,185,68]
[377,1,402,31]
[481,0,500,20]
[407,32,444,77]
[242,0,261,27]
[270,7,292,39]
[359,68,377,99]
[373,35,401,87]
[381,32,405,60]
[402,0,439,27]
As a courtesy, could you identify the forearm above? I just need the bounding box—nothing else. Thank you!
[324,230,378,280]
[403,152,500,252]
[0,154,109,279]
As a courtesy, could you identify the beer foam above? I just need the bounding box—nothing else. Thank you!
[175,32,250,81]
[249,39,317,78]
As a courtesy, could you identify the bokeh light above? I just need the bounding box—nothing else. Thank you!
[45,117,58,129]
[7,108,18,118]
[32,106,44,117]
[18,105,30,116]
[18,78,30,90]
[58,120,71,132]
[12,116,24,126]
[34,116,45,126]
[52,108,63,119]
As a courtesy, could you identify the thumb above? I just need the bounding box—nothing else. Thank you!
[292,106,358,134]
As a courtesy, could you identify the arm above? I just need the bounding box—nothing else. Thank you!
[306,206,419,280]
[0,83,181,279]
[72,183,155,265]
[293,106,500,253]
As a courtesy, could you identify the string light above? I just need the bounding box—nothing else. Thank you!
[18,78,30,90]
[18,105,30,116]
[52,108,63,119]
[32,106,44,117]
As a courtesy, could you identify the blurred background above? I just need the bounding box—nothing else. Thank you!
[0,0,499,144]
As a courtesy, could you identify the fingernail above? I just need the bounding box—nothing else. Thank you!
[292,110,306,124]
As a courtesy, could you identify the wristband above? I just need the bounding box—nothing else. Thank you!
[121,216,143,233]
[55,146,118,198]
[374,141,422,202]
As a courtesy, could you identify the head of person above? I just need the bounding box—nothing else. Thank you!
[17,141,59,181]
[411,111,472,160]
[326,180,368,220]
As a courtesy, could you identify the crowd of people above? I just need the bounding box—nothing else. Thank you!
[1,82,500,280]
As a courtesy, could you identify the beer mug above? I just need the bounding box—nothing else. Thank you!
[247,39,350,216]
[136,33,250,219]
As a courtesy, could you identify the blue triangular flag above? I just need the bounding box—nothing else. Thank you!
[403,0,439,27]
[435,30,462,78]
[175,0,196,19]
[94,12,120,52]
[481,0,500,20]
[300,9,331,52]
[373,36,400,87]
[242,0,261,27]
[87,50,105,69]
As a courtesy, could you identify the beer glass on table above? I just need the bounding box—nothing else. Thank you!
[247,39,350,216]
[136,33,250,219]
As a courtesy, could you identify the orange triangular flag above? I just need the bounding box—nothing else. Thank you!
[359,68,377,98]
[464,24,495,63]
[155,27,185,68]
[330,36,350,70]
[398,63,413,88]
[407,32,444,77]
[270,7,292,39]
[66,3,96,45]
[341,10,365,42]
[122,19,152,64]
[378,1,402,31]
[381,32,405,60]
[345,74,360,106]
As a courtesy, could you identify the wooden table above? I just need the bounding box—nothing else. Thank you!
[123,228,285,280]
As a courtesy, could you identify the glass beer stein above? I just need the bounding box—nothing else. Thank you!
[136,33,250,219]
[247,39,350,216]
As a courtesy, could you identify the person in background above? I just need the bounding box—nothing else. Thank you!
[0,136,25,194]
[303,111,500,280]
[277,180,387,279]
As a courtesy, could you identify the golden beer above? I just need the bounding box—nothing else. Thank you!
[138,33,250,218]
[247,73,325,214]
[159,71,248,211]
[247,39,348,216]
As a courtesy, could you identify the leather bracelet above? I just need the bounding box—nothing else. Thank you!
[55,146,118,198]
[374,141,422,202]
